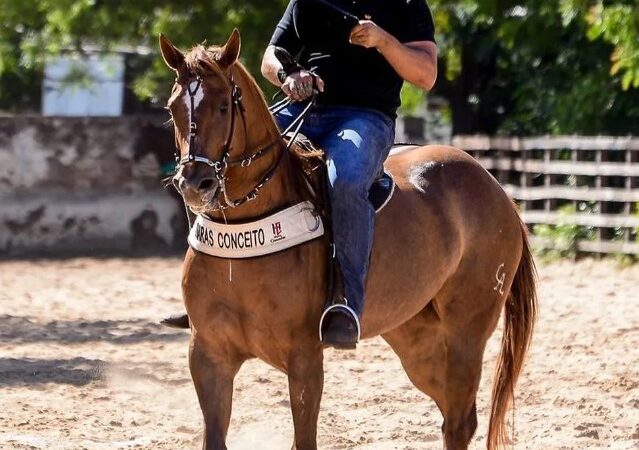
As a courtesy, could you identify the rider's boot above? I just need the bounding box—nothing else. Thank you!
[320,302,360,350]
[319,258,360,349]
[320,306,359,349]
[160,313,190,329]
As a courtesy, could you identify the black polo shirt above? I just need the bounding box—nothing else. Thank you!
[269,0,436,119]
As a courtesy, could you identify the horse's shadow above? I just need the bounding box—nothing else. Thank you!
[0,315,188,345]
[0,357,105,387]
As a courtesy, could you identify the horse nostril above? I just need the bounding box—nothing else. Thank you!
[198,178,216,191]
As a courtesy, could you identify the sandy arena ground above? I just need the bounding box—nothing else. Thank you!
[0,257,637,449]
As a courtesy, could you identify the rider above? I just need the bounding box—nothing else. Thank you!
[262,0,438,348]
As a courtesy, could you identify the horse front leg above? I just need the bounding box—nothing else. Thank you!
[189,336,243,450]
[287,347,324,450]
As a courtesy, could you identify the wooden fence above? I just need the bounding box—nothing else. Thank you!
[452,136,639,255]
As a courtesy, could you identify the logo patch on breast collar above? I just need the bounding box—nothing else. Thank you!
[271,222,286,243]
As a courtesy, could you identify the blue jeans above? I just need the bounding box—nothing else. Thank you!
[275,103,395,317]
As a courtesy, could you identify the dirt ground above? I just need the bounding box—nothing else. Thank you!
[0,257,637,450]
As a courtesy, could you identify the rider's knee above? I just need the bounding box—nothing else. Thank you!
[331,173,367,199]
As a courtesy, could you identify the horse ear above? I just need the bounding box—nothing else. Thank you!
[159,33,185,71]
[219,29,241,69]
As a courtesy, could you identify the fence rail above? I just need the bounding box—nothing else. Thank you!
[452,135,639,255]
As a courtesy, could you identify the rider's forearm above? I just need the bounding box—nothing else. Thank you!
[378,37,438,91]
[261,46,284,87]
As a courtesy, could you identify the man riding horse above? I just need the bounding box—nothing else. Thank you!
[163,0,438,349]
[262,0,437,348]
[159,3,536,444]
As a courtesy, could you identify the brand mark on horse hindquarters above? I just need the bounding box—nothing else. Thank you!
[494,263,506,296]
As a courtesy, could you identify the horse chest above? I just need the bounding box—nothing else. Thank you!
[184,244,325,361]
[188,276,317,353]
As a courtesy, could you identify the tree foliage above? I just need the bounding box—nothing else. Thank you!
[0,0,638,135]
[427,0,639,134]
[584,1,639,91]
[0,0,287,110]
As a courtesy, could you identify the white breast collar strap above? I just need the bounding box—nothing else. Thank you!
[188,201,324,259]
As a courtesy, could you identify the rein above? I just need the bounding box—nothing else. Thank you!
[176,73,314,211]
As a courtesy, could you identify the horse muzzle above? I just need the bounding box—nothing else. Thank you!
[173,171,221,211]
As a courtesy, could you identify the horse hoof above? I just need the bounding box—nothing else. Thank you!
[321,310,358,350]
[160,313,190,329]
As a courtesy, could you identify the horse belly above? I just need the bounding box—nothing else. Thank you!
[363,185,461,337]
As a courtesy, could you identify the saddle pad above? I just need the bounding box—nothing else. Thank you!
[189,201,324,259]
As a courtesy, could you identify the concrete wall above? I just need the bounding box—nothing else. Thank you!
[0,113,452,256]
[0,116,184,256]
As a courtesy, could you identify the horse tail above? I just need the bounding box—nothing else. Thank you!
[487,219,538,450]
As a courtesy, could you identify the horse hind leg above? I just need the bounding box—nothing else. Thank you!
[382,303,490,450]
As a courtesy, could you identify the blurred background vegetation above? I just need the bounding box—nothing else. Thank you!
[1,0,638,135]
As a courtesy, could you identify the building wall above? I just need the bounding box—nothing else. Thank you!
[42,54,125,117]
[0,116,183,256]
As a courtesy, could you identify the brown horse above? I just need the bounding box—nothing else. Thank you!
[159,29,537,450]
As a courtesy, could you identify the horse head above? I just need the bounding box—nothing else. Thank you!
[160,30,246,213]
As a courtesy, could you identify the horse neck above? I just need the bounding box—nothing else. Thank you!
[232,65,280,153]
[206,65,303,222]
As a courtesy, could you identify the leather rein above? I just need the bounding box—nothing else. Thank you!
[176,73,312,211]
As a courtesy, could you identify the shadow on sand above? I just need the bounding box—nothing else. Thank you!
[0,357,105,387]
[0,315,188,345]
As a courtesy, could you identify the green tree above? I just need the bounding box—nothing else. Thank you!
[428,0,639,135]
[583,1,639,91]
[0,0,287,111]
[2,0,639,135]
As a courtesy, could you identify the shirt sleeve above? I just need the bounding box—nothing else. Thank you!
[268,0,304,56]
[399,0,436,44]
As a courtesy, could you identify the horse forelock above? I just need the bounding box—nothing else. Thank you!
[175,42,281,153]
[183,45,226,79]
[181,44,272,117]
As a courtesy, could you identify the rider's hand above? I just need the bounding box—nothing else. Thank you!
[349,20,391,50]
[281,70,324,102]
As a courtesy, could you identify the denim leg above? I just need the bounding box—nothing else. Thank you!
[273,103,321,142]
[316,110,395,317]
[274,103,301,132]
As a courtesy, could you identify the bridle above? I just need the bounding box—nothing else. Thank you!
[173,67,315,211]
[175,73,287,210]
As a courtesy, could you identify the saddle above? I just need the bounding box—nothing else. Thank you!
[285,132,396,214]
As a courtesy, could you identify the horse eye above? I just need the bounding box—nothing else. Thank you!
[220,104,229,114]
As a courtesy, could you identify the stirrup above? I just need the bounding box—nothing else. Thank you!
[319,303,361,344]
